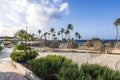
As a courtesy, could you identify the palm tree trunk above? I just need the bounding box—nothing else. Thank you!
[39,33,40,38]
[69,32,70,39]
[58,35,59,41]
[116,26,119,41]
[66,35,67,40]
[62,33,63,40]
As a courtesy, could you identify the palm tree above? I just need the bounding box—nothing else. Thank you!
[43,32,47,40]
[67,24,73,39]
[61,28,65,40]
[78,34,81,40]
[52,34,56,40]
[65,30,69,40]
[75,32,79,40]
[15,29,27,42]
[50,28,55,40]
[38,30,41,38]
[114,18,120,41]
[47,33,50,40]
[57,31,60,40]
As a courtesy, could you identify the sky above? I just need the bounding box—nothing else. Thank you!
[0,0,120,39]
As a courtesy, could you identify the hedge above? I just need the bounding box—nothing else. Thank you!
[15,44,31,50]
[11,50,38,63]
[28,55,120,80]
[28,55,72,80]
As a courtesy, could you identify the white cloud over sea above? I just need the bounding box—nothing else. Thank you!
[0,0,69,36]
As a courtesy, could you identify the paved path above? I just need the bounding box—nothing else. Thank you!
[0,48,28,80]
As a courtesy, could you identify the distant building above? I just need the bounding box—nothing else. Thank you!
[0,37,18,43]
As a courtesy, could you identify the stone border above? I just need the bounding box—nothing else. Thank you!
[13,61,42,80]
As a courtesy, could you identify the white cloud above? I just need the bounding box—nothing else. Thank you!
[0,0,69,36]
[53,0,62,3]
[0,22,18,36]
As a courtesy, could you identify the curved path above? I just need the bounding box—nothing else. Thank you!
[0,48,28,80]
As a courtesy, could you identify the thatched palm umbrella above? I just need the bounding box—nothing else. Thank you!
[83,41,93,47]
[105,42,114,48]
[67,40,78,49]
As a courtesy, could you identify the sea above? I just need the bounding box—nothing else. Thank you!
[76,39,117,46]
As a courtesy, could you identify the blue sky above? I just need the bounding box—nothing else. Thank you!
[51,0,120,39]
[0,0,120,39]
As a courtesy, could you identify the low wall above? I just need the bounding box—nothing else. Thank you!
[13,61,42,80]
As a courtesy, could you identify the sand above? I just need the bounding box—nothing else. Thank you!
[38,51,120,70]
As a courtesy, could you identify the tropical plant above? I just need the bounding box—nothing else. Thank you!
[28,55,72,80]
[11,50,38,62]
[78,34,81,40]
[65,30,69,40]
[67,24,73,39]
[114,18,120,41]
[15,29,34,42]
[43,32,47,40]
[57,31,60,40]
[28,55,120,80]
[15,29,27,42]
[15,44,25,50]
[75,32,79,40]
[38,30,41,38]
[52,33,56,40]
[47,33,50,40]
[50,28,55,40]
[61,28,65,40]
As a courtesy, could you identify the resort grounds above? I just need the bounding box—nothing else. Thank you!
[1,45,120,80]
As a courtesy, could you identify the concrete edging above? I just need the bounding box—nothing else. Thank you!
[13,61,42,80]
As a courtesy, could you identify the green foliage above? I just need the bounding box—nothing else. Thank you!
[0,46,3,51]
[59,63,80,80]
[28,55,120,80]
[80,64,120,80]
[28,55,72,80]
[15,44,31,50]
[11,50,38,62]
[15,44,25,50]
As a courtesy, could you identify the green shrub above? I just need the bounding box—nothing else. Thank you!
[15,44,25,50]
[15,44,32,51]
[59,63,80,80]
[0,46,3,51]
[11,51,26,62]
[28,55,120,80]
[80,64,120,80]
[11,50,38,62]
[28,55,72,80]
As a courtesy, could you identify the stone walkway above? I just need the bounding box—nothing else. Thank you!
[0,48,28,80]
